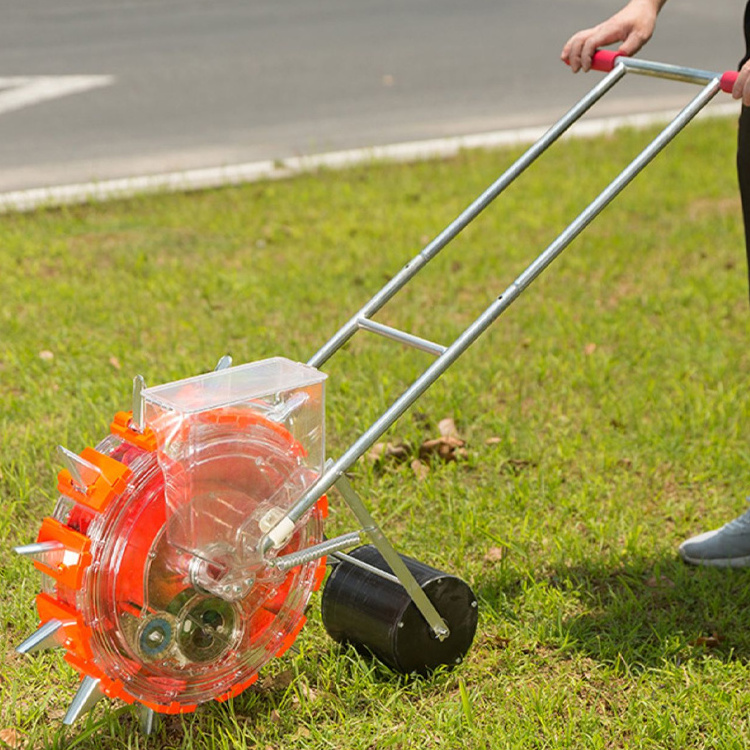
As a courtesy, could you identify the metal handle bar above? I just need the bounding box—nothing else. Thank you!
[305,64,628,370]
[261,57,732,555]
[586,49,738,92]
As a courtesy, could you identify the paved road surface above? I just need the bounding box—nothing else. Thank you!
[0,0,742,192]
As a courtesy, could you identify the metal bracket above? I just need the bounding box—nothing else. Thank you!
[131,375,146,433]
[332,471,450,641]
[214,354,233,371]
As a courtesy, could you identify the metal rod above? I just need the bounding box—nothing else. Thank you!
[214,354,233,371]
[306,64,627,370]
[330,473,449,639]
[14,540,64,558]
[57,445,101,488]
[262,78,720,556]
[138,705,160,736]
[357,317,447,356]
[131,374,146,433]
[491,78,721,303]
[621,57,726,86]
[63,675,105,725]
[272,531,364,572]
[16,619,64,654]
[331,551,401,585]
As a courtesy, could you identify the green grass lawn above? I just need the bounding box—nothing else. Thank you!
[1,113,750,749]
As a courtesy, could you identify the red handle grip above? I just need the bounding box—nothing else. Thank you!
[590,49,622,72]
[720,70,738,94]
[567,50,739,96]
[563,49,623,72]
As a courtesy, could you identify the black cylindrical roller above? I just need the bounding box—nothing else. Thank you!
[321,545,478,675]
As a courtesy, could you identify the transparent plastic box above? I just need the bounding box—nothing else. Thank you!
[142,357,327,598]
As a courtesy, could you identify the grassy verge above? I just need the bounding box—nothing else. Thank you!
[1,114,749,749]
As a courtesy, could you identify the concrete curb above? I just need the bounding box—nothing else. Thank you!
[0,102,739,214]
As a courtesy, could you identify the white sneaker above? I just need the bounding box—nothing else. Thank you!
[679,502,750,568]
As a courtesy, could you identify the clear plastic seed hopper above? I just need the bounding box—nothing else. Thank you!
[14,53,742,733]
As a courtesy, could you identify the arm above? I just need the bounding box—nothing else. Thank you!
[561,0,750,105]
[561,0,668,73]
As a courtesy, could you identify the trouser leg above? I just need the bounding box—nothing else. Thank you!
[737,105,750,300]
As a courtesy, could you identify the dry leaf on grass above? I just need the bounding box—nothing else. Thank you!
[584,342,597,356]
[490,635,511,649]
[109,356,121,370]
[0,729,22,749]
[298,682,318,702]
[438,417,461,440]
[411,459,429,481]
[483,546,506,563]
[259,669,294,692]
[485,437,502,446]
[367,417,468,468]
[366,441,411,464]
[38,350,54,361]
[366,443,387,462]
[690,632,722,649]
[419,436,466,463]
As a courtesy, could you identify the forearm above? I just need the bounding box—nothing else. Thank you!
[622,0,669,24]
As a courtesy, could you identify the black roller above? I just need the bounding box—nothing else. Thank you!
[321,545,478,675]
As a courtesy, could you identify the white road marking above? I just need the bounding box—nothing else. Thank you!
[0,75,114,117]
[0,101,739,214]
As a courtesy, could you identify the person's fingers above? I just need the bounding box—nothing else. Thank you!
[562,29,593,73]
[562,26,619,72]
[733,62,750,106]
[563,7,658,75]
[561,39,575,67]
[617,28,651,57]
[579,27,625,71]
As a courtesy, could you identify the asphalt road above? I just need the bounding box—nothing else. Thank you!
[0,0,742,192]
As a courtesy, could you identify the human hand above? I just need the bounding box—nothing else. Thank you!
[561,0,660,73]
[733,60,750,107]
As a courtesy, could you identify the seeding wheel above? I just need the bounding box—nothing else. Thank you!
[23,410,327,719]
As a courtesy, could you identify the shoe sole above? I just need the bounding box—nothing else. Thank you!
[679,548,750,568]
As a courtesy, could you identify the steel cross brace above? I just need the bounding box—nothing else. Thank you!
[332,471,450,641]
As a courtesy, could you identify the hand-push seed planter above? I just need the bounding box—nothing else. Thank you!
[14,54,741,732]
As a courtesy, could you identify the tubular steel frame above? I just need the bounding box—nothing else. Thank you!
[263,56,735,636]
